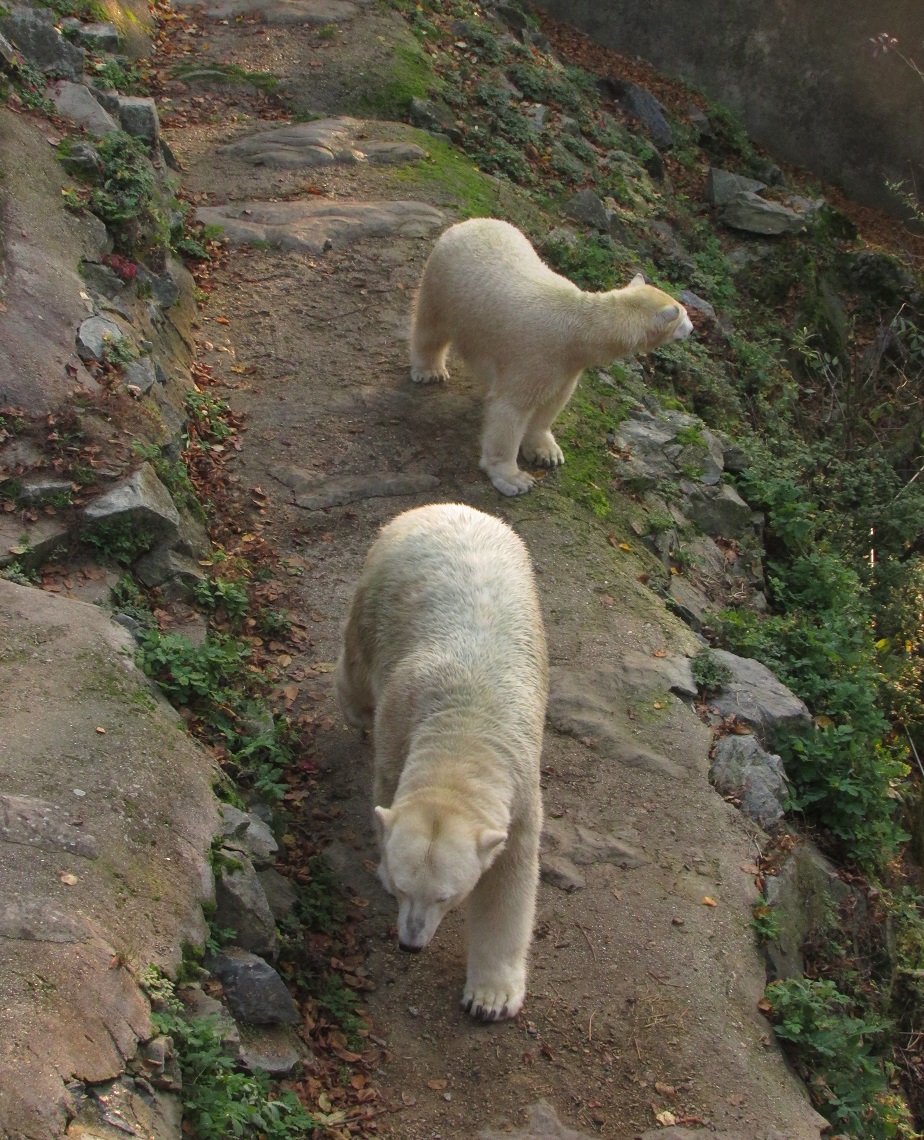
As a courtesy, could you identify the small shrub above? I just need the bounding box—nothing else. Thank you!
[82,517,154,565]
[751,895,781,943]
[194,577,250,623]
[690,649,732,696]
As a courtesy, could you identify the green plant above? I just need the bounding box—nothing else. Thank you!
[185,390,234,444]
[691,649,732,696]
[109,574,156,628]
[88,132,170,255]
[296,855,346,936]
[102,333,138,368]
[89,57,144,94]
[766,977,913,1139]
[751,895,781,943]
[81,517,154,565]
[256,608,292,639]
[317,974,365,1052]
[194,577,250,623]
[0,559,39,585]
[136,630,251,705]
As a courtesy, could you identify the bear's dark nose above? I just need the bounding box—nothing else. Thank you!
[398,941,423,954]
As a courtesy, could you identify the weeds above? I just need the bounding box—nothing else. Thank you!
[691,649,732,697]
[81,517,154,565]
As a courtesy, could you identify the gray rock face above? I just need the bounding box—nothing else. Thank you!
[218,118,426,168]
[76,315,124,362]
[564,188,610,233]
[134,547,206,590]
[220,805,279,870]
[123,356,157,394]
[136,264,182,308]
[195,199,445,253]
[710,649,812,746]
[684,483,753,538]
[61,140,103,177]
[763,842,858,979]
[0,4,85,79]
[480,1099,591,1139]
[83,463,181,544]
[214,851,279,959]
[678,289,716,322]
[270,464,440,510]
[608,79,673,149]
[721,190,806,236]
[0,793,99,858]
[68,21,120,51]
[257,868,299,921]
[211,949,300,1025]
[710,733,788,828]
[49,80,118,136]
[173,0,361,24]
[67,1076,182,1140]
[237,1025,301,1075]
[706,167,766,207]
[541,817,647,892]
[409,96,461,140]
[116,95,161,145]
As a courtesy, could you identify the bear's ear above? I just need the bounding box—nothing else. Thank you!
[657,304,680,325]
[629,272,646,287]
[374,806,395,831]
[477,829,508,864]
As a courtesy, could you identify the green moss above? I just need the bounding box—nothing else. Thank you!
[354,35,438,118]
[169,62,279,92]
[554,374,631,519]
[390,134,504,216]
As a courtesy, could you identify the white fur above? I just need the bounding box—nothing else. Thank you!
[410,218,694,495]
[335,504,547,1021]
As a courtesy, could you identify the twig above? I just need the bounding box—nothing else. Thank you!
[576,922,597,961]
[905,725,924,781]
[588,1010,596,1042]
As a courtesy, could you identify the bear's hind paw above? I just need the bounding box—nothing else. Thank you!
[410,367,449,384]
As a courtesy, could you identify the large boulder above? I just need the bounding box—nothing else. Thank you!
[709,650,812,746]
[0,4,85,79]
[710,732,788,828]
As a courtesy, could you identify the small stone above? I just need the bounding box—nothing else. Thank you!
[683,483,754,538]
[564,188,610,233]
[70,21,120,51]
[60,140,103,177]
[116,95,161,145]
[706,167,766,207]
[409,97,461,141]
[136,265,181,308]
[220,805,279,869]
[237,1025,301,1075]
[214,850,279,959]
[123,357,157,394]
[678,290,716,322]
[257,868,299,921]
[540,854,586,892]
[604,78,673,149]
[134,547,206,590]
[76,315,123,362]
[710,734,788,828]
[270,465,440,511]
[721,192,805,236]
[211,949,300,1025]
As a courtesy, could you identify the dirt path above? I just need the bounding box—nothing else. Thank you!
[161,6,826,1136]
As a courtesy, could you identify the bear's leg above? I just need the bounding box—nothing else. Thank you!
[462,830,538,1020]
[520,374,580,468]
[480,397,534,496]
[410,288,451,384]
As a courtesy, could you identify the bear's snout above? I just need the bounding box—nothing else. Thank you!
[398,940,424,954]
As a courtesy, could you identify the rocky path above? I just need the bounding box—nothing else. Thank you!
[159,4,825,1136]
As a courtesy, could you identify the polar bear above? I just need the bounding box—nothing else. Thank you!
[409,217,694,496]
[335,503,547,1021]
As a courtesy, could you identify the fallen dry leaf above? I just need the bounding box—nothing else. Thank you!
[653,649,668,658]
[619,542,632,552]
[740,862,760,875]
[656,1110,677,1127]
[95,726,106,734]
[702,896,718,907]
[59,871,78,885]
[427,1079,448,1090]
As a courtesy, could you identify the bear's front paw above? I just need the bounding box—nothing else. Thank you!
[522,435,565,469]
[483,465,535,497]
[462,978,526,1022]
[410,367,449,384]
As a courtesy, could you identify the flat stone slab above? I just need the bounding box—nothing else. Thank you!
[547,653,698,778]
[0,579,218,1140]
[710,649,812,746]
[218,117,427,168]
[270,464,439,510]
[175,0,365,26]
[195,199,445,253]
[49,79,118,137]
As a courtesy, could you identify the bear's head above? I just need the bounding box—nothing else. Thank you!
[374,799,507,953]
[621,273,694,352]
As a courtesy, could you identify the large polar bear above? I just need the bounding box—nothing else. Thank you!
[335,503,547,1021]
[410,217,694,496]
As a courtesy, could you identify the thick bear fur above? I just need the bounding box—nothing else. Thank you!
[335,503,547,1021]
[409,217,694,496]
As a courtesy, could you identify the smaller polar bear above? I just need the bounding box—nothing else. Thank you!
[335,503,547,1021]
[410,217,694,496]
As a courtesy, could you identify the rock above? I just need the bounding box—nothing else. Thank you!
[12,475,76,506]
[61,140,104,177]
[66,1076,182,1140]
[195,199,445,253]
[270,465,440,510]
[70,21,120,51]
[123,356,157,394]
[678,289,716,322]
[645,219,694,274]
[0,4,85,79]
[0,793,99,858]
[409,96,461,141]
[539,854,585,892]
[176,983,240,1050]
[220,804,279,870]
[605,78,673,149]
[710,650,812,746]
[687,105,713,139]
[683,483,753,538]
[49,80,118,136]
[0,513,71,570]
[763,842,858,979]
[76,315,124,362]
[564,188,610,233]
[706,167,766,207]
[257,868,299,921]
[211,948,300,1025]
[214,851,279,959]
[721,191,806,236]
[523,103,548,132]
[237,1025,302,1075]
[138,1035,183,1092]
[543,817,647,871]
[83,463,181,545]
[116,95,160,145]
[480,1099,591,1138]
[134,547,206,591]
[710,733,788,828]
[218,118,425,168]
[136,264,182,308]
[173,0,361,25]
